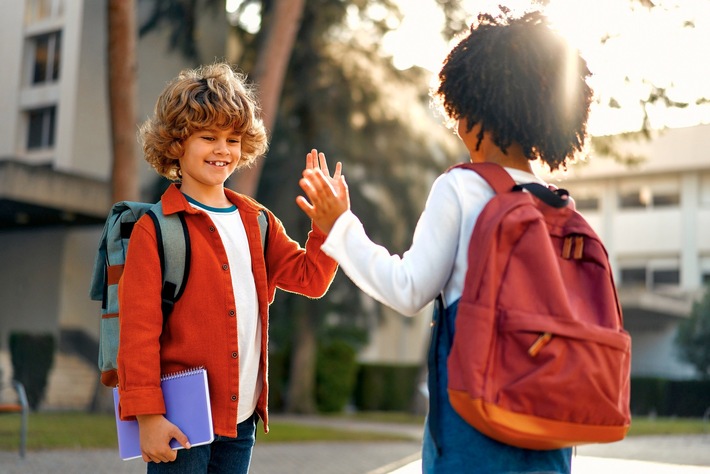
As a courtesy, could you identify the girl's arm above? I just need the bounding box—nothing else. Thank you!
[298,154,462,316]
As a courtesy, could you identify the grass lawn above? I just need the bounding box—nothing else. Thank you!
[0,412,706,452]
[0,412,412,452]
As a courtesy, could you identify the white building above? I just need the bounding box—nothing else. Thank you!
[0,0,229,409]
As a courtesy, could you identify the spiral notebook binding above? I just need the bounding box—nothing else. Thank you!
[161,366,205,381]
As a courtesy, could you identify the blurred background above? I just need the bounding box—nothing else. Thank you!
[0,0,709,425]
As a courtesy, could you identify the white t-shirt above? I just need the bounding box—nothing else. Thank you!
[187,197,262,424]
[321,167,546,315]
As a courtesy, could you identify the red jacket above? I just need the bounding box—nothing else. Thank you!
[117,184,337,436]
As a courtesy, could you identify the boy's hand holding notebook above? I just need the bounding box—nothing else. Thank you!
[113,368,214,461]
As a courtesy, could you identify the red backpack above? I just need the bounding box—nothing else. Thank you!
[446,162,631,450]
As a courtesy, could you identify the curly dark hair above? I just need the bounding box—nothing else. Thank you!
[434,9,593,171]
[139,63,268,180]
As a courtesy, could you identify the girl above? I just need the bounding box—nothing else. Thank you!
[297,9,593,473]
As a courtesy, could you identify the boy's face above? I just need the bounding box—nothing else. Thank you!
[179,128,242,190]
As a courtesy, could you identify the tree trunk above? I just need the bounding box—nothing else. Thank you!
[284,297,318,414]
[108,0,139,203]
[231,0,305,197]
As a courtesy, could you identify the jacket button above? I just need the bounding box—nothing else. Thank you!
[209,226,216,232]
[231,394,237,402]
[222,264,229,270]
[228,310,235,317]
[232,352,238,358]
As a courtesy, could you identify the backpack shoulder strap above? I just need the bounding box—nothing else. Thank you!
[146,202,190,318]
[452,162,516,194]
[454,162,570,209]
[257,209,268,253]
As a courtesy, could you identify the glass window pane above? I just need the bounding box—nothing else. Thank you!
[574,197,599,211]
[652,269,680,287]
[26,106,57,150]
[652,193,680,207]
[620,267,646,286]
[27,110,45,148]
[51,31,61,81]
[32,34,50,84]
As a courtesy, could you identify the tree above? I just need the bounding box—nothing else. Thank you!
[255,0,462,413]
[231,0,307,197]
[676,285,710,379]
[107,0,139,203]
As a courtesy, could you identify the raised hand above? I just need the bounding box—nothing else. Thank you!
[297,149,349,234]
[305,148,342,187]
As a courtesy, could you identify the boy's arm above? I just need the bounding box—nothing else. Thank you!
[263,211,338,298]
[116,218,166,416]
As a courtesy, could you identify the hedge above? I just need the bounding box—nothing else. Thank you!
[9,332,56,411]
[353,363,421,412]
[630,377,710,417]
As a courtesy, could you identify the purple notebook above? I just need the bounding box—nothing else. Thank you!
[113,368,214,460]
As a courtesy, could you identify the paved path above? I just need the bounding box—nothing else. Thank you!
[0,416,708,473]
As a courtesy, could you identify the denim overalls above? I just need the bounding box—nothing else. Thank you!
[422,299,572,473]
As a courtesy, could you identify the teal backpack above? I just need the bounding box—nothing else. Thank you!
[90,201,267,387]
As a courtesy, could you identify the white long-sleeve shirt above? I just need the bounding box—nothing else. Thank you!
[320,166,546,315]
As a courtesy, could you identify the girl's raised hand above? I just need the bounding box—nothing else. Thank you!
[297,149,349,234]
[305,149,342,188]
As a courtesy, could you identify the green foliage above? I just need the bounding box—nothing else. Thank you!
[353,364,420,412]
[315,340,358,413]
[675,285,710,379]
[630,377,667,415]
[8,332,55,411]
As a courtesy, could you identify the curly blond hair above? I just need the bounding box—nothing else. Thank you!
[139,63,268,180]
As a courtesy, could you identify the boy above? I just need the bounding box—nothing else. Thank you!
[117,63,337,473]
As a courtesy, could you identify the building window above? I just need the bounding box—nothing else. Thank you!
[620,267,646,287]
[651,192,680,207]
[27,106,57,150]
[619,191,645,209]
[651,269,680,288]
[619,182,680,209]
[574,196,600,211]
[25,0,64,24]
[30,31,62,84]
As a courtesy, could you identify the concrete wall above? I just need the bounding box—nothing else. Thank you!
[0,228,66,349]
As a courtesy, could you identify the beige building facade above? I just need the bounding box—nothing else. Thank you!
[0,0,229,409]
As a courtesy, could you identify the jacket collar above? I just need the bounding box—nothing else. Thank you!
[161,183,262,216]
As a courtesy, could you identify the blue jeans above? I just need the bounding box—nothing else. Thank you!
[147,413,257,474]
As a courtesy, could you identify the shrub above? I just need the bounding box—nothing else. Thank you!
[316,340,358,413]
[354,364,420,412]
[9,332,56,411]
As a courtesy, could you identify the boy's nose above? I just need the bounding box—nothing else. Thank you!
[214,141,229,155]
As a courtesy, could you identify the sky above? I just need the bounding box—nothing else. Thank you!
[384,0,710,136]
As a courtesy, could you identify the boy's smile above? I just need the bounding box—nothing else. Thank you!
[178,128,242,202]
